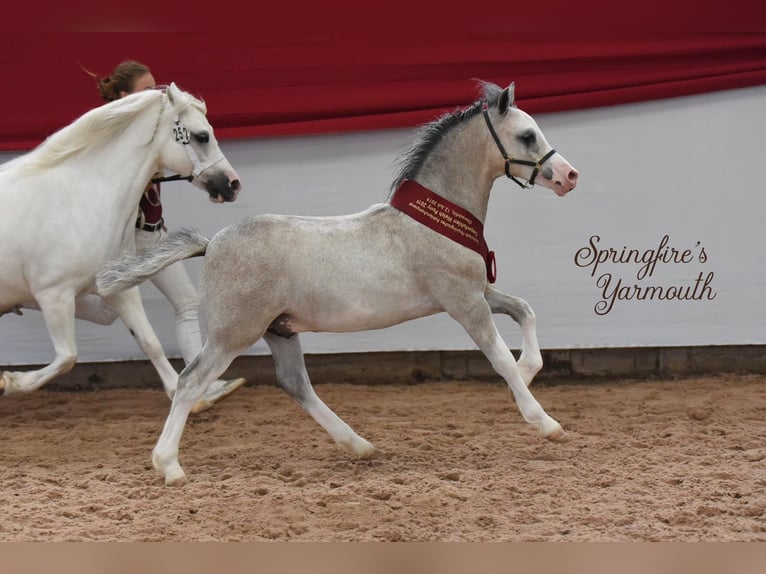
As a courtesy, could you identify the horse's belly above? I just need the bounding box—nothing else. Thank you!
[287,300,441,334]
[0,283,31,309]
[0,244,34,306]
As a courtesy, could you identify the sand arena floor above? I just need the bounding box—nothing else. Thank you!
[1,373,764,541]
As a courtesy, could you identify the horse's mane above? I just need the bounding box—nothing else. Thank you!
[391,81,504,191]
[0,87,205,176]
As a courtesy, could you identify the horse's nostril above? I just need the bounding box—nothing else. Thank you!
[568,170,579,183]
[230,179,241,191]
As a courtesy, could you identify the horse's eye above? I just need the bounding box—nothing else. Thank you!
[193,131,210,144]
[517,130,536,147]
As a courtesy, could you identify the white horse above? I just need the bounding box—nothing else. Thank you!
[0,83,241,407]
[98,81,579,486]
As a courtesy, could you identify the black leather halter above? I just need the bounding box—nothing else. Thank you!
[482,101,557,189]
[151,173,194,183]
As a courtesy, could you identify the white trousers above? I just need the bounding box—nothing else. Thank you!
[61,229,203,365]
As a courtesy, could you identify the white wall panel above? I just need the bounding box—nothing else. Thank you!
[1,86,764,364]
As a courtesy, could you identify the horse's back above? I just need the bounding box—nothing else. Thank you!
[205,205,400,265]
[205,203,481,282]
[196,203,483,333]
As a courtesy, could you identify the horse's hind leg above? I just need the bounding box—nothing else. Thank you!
[485,286,542,387]
[104,287,179,399]
[1,291,78,394]
[152,342,243,486]
[264,332,377,459]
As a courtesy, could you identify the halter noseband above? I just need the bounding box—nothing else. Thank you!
[481,101,557,189]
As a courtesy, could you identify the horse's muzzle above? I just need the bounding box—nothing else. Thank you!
[205,173,241,203]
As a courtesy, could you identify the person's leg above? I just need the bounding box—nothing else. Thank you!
[148,259,202,364]
[135,229,201,364]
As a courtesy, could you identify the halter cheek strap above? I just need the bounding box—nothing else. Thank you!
[152,117,225,183]
[481,102,557,189]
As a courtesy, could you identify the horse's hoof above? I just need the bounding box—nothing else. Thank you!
[191,377,247,414]
[545,426,569,442]
[190,398,213,414]
[165,471,188,487]
[340,437,378,460]
[357,446,380,460]
[153,454,187,486]
[1,372,15,394]
[538,418,568,442]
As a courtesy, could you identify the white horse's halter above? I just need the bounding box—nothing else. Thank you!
[171,116,226,178]
[151,91,225,184]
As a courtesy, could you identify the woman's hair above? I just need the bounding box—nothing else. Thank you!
[86,60,152,102]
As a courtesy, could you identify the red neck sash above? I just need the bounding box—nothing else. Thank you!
[390,179,496,283]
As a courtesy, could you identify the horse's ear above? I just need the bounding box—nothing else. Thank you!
[498,82,515,115]
[166,82,179,104]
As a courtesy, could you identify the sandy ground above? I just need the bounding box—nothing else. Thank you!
[1,373,765,542]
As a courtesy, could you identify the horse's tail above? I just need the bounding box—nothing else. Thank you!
[97,228,209,297]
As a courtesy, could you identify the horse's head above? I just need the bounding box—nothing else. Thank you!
[157,83,241,203]
[484,82,578,197]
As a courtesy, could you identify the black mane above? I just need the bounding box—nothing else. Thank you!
[390,81,504,191]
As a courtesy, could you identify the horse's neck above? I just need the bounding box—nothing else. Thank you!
[414,122,495,223]
[84,117,163,221]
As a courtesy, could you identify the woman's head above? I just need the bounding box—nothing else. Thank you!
[94,60,156,102]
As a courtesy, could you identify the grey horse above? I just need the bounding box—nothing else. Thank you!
[98,81,579,485]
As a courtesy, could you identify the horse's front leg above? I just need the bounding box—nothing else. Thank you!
[449,297,565,441]
[485,286,542,387]
[264,332,377,459]
[104,287,179,399]
[153,336,252,486]
[1,291,78,394]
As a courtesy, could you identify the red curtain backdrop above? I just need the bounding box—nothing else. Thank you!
[1,4,765,151]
